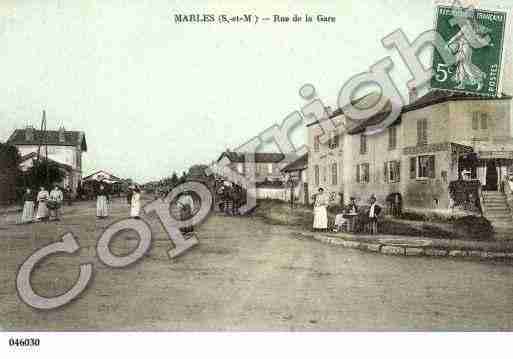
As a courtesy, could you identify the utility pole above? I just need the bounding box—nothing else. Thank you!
[36,110,49,187]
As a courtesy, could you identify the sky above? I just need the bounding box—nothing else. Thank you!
[0,0,511,182]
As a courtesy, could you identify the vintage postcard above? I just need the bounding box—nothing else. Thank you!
[1,0,513,356]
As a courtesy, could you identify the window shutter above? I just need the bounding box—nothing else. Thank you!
[472,113,479,130]
[384,162,388,183]
[356,164,360,183]
[417,120,422,145]
[410,157,416,179]
[422,119,428,145]
[430,156,436,178]
[481,113,488,129]
[397,160,401,181]
[389,127,396,150]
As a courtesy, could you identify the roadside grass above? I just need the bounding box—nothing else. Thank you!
[255,199,314,231]
[255,199,497,241]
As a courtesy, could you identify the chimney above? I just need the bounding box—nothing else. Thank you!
[325,106,333,118]
[59,126,66,143]
[408,86,418,104]
[25,125,34,141]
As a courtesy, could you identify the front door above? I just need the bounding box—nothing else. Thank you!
[485,160,498,191]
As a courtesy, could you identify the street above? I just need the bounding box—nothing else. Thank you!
[1,199,513,330]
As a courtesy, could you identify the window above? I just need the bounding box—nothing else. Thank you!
[322,165,327,184]
[331,162,338,185]
[409,157,416,179]
[328,134,339,149]
[386,161,401,183]
[236,163,244,174]
[481,113,488,129]
[472,112,489,130]
[360,134,367,154]
[267,163,273,175]
[314,165,319,186]
[388,126,397,150]
[418,155,435,178]
[356,163,369,183]
[417,118,428,146]
[314,135,320,152]
[472,112,479,130]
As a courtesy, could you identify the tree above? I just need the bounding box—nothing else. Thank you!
[24,159,66,190]
[0,143,21,204]
[171,172,179,186]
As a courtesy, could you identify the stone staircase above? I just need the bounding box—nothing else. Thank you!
[481,191,513,240]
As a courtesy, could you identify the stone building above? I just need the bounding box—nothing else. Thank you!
[306,90,513,212]
[216,151,288,183]
[7,126,87,194]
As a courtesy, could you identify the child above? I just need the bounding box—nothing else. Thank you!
[333,206,348,232]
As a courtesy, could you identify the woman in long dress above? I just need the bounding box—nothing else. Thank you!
[20,188,35,224]
[313,188,328,231]
[130,185,141,219]
[96,183,110,219]
[36,187,50,222]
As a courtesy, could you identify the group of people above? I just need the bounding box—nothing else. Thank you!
[96,183,142,219]
[20,185,66,223]
[19,183,143,224]
[216,182,245,216]
[312,188,382,235]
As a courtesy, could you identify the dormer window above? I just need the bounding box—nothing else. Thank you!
[59,127,66,143]
[25,126,34,141]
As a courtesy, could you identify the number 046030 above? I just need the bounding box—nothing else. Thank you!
[9,338,40,347]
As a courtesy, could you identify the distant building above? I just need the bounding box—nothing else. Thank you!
[281,153,308,204]
[82,170,129,196]
[216,150,287,183]
[307,90,513,212]
[216,150,295,201]
[8,126,87,193]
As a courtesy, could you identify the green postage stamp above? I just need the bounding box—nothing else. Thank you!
[431,6,507,97]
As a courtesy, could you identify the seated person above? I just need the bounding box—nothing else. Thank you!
[333,207,348,232]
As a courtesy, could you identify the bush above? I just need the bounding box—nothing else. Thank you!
[399,210,457,223]
[452,215,494,240]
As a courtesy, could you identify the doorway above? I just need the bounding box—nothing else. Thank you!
[484,160,498,191]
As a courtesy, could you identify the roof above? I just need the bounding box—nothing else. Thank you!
[402,90,512,113]
[217,151,285,163]
[306,92,385,127]
[19,152,73,171]
[83,170,123,182]
[309,90,512,135]
[346,111,401,135]
[281,153,308,172]
[8,128,87,151]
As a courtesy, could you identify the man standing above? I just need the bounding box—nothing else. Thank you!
[65,186,73,206]
[49,185,64,221]
[367,194,381,235]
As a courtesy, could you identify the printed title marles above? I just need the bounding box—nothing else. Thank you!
[174,14,217,23]
[173,14,337,23]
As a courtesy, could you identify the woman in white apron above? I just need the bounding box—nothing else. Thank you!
[36,187,50,221]
[20,188,35,224]
[130,185,141,219]
[313,188,328,231]
[96,184,110,219]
